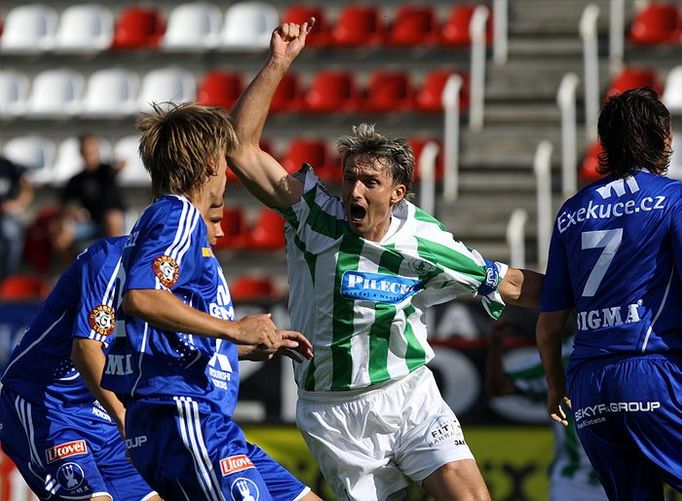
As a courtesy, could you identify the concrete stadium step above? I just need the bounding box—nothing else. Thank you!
[483,103,562,124]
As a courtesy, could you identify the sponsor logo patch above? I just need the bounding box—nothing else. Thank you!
[202,247,214,257]
[340,271,421,304]
[231,477,259,500]
[152,255,179,288]
[221,454,254,476]
[46,440,88,464]
[426,415,466,448]
[88,304,116,336]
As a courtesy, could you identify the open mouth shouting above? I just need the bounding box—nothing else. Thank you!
[349,203,367,226]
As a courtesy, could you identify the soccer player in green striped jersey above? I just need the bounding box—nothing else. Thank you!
[487,320,607,501]
[227,19,544,501]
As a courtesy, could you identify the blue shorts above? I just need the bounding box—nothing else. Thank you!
[0,386,156,500]
[125,396,309,501]
[568,354,682,500]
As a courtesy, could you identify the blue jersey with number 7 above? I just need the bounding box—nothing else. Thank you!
[541,170,682,362]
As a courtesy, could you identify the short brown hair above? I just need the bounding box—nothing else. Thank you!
[137,102,238,198]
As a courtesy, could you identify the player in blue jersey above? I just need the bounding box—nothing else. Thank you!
[0,235,160,500]
[537,88,682,500]
[100,103,321,501]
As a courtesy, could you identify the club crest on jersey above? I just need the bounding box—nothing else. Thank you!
[88,304,116,336]
[152,255,179,288]
[341,271,421,304]
[56,462,85,491]
[220,454,254,476]
[231,477,259,500]
[46,440,88,463]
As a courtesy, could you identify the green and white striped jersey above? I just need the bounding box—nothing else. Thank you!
[506,344,601,486]
[280,167,508,392]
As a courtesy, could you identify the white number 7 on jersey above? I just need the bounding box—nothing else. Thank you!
[581,228,623,297]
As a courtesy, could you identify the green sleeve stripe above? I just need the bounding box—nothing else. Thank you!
[291,234,317,286]
[303,357,316,391]
[280,206,299,229]
[330,235,364,390]
[368,246,404,385]
[415,236,483,291]
[414,207,449,231]
[403,304,426,370]
[302,185,345,240]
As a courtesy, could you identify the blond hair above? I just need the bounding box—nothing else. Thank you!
[137,102,238,198]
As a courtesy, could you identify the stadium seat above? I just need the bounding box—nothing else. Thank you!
[52,137,112,187]
[606,68,664,98]
[0,274,51,301]
[222,2,279,51]
[440,4,492,47]
[197,71,244,109]
[82,68,140,117]
[329,6,385,47]
[2,135,56,186]
[303,71,360,113]
[270,73,305,113]
[362,70,415,113]
[628,3,681,45]
[415,69,469,113]
[408,137,444,181]
[249,209,285,249]
[55,4,114,53]
[281,5,329,47]
[27,69,85,117]
[111,6,165,49]
[162,2,222,51]
[138,68,196,111]
[0,4,58,53]
[386,5,439,47]
[23,206,60,273]
[114,136,150,187]
[215,206,250,250]
[282,139,330,174]
[229,276,277,302]
[663,66,682,114]
[579,141,604,182]
[0,70,29,117]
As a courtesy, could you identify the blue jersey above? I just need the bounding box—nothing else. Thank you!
[1,237,125,408]
[100,195,239,415]
[542,171,682,363]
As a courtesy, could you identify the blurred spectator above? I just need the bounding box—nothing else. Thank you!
[52,134,126,262]
[0,156,34,281]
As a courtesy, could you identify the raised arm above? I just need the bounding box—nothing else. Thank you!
[227,19,314,210]
[498,268,544,308]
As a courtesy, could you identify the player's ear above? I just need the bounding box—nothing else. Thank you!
[206,157,218,176]
[390,183,406,205]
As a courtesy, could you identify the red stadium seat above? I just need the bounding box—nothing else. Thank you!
[579,141,604,182]
[230,276,277,302]
[303,71,360,113]
[362,70,415,113]
[329,6,385,48]
[415,69,469,113]
[0,274,51,301]
[215,206,250,250]
[282,139,329,174]
[281,5,329,47]
[408,137,444,181]
[606,68,664,98]
[440,4,492,47]
[270,74,304,113]
[628,4,681,45]
[111,7,165,49]
[386,6,439,47]
[249,209,285,250]
[197,71,243,109]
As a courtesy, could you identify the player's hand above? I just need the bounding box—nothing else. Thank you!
[270,18,314,65]
[241,330,313,363]
[547,389,572,427]
[234,313,278,349]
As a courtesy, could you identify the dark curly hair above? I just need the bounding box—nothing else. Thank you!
[597,87,672,178]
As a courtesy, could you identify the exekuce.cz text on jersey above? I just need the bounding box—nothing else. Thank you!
[541,171,682,362]
[100,195,239,414]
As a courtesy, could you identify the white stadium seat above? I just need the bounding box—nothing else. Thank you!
[222,2,279,50]
[138,67,196,111]
[52,137,112,187]
[0,70,30,117]
[115,136,151,187]
[82,68,140,117]
[55,4,114,53]
[0,4,58,53]
[27,69,85,117]
[162,3,223,51]
[663,66,682,115]
[2,135,56,186]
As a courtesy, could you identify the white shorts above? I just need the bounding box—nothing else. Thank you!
[296,366,474,501]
